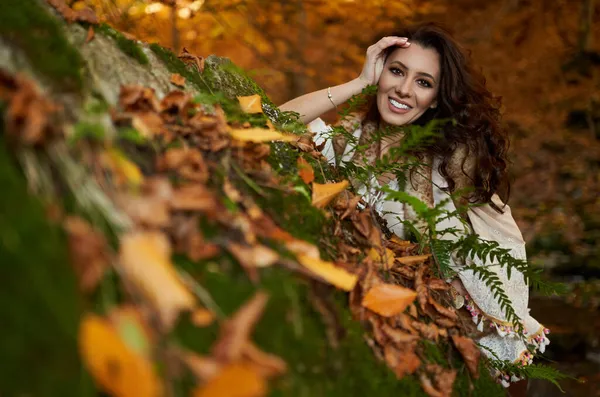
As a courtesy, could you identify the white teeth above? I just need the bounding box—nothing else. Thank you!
[389,98,410,110]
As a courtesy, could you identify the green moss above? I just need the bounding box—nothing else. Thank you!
[0,0,84,90]
[97,23,149,65]
[68,121,106,145]
[0,130,91,395]
[149,42,210,92]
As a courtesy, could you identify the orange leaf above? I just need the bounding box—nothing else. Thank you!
[79,313,161,397]
[396,254,431,265]
[362,284,417,317]
[170,73,186,87]
[297,254,357,291]
[229,128,298,143]
[237,95,263,114]
[193,363,266,397]
[311,180,349,209]
[86,26,95,43]
[191,308,216,327]
[297,157,315,184]
[118,231,196,330]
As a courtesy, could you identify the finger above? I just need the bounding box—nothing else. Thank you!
[372,37,409,52]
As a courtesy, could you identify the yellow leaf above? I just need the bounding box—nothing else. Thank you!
[368,247,396,270]
[79,313,161,397]
[191,308,216,327]
[311,180,349,209]
[297,254,357,291]
[237,94,263,114]
[118,231,196,330]
[103,148,143,186]
[362,284,417,317]
[193,363,267,397]
[229,128,298,143]
[297,157,315,184]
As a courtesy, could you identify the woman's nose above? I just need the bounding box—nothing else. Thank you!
[396,78,412,98]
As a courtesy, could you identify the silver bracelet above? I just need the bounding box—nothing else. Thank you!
[327,86,337,110]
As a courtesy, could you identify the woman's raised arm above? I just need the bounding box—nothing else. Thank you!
[279,36,410,124]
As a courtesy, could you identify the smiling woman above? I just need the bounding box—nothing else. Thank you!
[279,22,549,395]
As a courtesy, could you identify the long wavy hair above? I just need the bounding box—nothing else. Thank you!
[365,22,510,207]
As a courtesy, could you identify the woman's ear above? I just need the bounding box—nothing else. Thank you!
[430,100,438,109]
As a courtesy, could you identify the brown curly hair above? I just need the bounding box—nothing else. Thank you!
[365,22,510,208]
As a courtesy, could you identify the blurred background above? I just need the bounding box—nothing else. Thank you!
[70,0,600,395]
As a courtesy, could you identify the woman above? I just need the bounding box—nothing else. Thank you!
[280,23,549,394]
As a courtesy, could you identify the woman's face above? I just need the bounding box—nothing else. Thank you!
[376,43,441,126]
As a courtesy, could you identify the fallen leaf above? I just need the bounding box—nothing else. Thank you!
[297,254,357,291]
[118,231,196,330]
[297,156,315,184]
[178,48,205,73]
[368,247,395,270]
[380,323,420,344]
[451,334,480,378]
[170,73,186,87]
[79,313,161,397]
[237,95,263,114]
[419,372,444,397]
[170,184,218,212]
[192,362,266,397]
[102,148,144,187]
[412,321,441,342]
[229,128,298,143]
[86,26,95,43]
[228,242,279,282]
[242,342,287,378]
[108,306,153,358]
[191,308,216,327]
[428,278,450,291]
[212,291,269,362]
[362,284,417,317]
[311,180,350,209]
[182,351,221,381]
[396,254,431,266]
[428,295,458,321]
[63,216,108,292]
[425,364,456,397]
[415,263,428,312]
[383,344,421,379]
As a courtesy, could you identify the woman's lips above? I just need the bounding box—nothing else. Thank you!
[387,98,412,115]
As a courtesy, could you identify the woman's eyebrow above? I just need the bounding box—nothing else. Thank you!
[390,60,437,83]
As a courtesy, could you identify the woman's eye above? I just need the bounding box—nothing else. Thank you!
[390,67,403,75]
[418,79,432,88]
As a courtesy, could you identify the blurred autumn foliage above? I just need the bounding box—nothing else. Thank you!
[71,0,600,274]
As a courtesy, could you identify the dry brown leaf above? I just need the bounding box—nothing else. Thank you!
[182,351,221,381]
[229,127,298,143]
[237,95,263,114]
[212,291,269,362]
[380,323,420,344]
[157,147,208,183]
[451,334,480,378]
[228,243,279,282]
[118,231,196,330]
[362,284,417,317]
[119,85,160,112]
[412,321,441,342]
[117,177,172,228]
[383,344,421,379]
[297,156,315,184]
[170,185,218,212]
[63,216,108,292]
[79,313,161,397]
[415,263,428,312]
[178,47,205,73]
[297,254,357,291]
[86,26,95,43]
[170,73,186,87]
[192,362,266,397]
[425,364,457,397]
[396,254,431,266]
[242,342,287,378]
[428,295,458,321]
[428,278,450,291]
[312,180,350,209]
[419,373,444,397]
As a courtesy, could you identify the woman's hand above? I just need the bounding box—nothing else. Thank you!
[358,36,411,86]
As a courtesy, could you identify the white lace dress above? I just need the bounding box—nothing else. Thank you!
[309,118,550,385]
